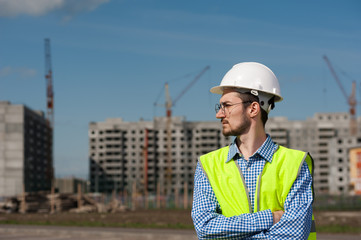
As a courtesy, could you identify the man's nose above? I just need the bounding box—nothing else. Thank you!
[216,109,225,119]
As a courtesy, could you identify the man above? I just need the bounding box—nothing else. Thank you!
[191,62,316,239]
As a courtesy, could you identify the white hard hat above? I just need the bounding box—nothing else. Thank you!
[210,62,283,113]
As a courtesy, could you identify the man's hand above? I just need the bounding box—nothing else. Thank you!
[272,210,284,224]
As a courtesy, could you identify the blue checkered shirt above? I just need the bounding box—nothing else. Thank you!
[191,135,313,239]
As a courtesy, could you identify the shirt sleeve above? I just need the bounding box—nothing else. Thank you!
[191,161,273,239]
[253,161,313,240]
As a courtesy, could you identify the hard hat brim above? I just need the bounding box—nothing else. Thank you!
[209,85,224,94]
[210,85,283,102]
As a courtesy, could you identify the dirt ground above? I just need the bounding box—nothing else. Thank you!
[0,210,360,230]
[0,209,193,228]
[314,211,361,228]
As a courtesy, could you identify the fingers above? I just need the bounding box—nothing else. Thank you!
[272,210,285,224]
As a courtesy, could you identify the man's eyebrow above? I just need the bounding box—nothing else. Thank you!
[220,101,231,105]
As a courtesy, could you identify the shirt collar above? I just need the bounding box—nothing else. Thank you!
[226,134,278,163]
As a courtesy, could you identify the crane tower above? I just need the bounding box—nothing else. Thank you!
[163,66,210,194]
[45,38,54,128]
[44,38,54,186]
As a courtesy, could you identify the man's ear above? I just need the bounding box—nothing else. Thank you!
[248,102,260,118]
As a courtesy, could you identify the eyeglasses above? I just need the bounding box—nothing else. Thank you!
[215,101,252,114]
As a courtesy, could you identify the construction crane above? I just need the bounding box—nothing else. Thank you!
[164,66,211,122]
[323,55,357,135]
[44,38,55,189]
[162,65,210,194]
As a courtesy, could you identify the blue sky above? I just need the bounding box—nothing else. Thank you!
[1,0,360,178]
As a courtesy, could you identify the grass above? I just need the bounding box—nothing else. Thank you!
[1,210,361,234]
[1,220,361,234]
[317,225,361,234]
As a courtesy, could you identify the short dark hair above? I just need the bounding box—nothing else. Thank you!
[236,92,269,128]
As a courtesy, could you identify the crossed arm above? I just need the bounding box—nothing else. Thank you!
[191,162,313,239]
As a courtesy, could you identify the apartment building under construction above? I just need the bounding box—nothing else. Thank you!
[266,112,361,195]
[88,117,230,195]
[89,112,361,196]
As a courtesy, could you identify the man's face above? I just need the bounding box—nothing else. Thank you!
[216,90,251,137]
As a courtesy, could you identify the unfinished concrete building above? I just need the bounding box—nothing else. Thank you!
[0,101,53,197]
[88,117,230,195]
[266,112,361,195]
[89,112,361,196]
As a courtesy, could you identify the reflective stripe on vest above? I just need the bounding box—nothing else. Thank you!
[200,145,316,239]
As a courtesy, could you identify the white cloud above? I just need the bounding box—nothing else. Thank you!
[61,0,111,22]
[0,66,37,78]
[0,0,110,18]
[0,66,12,77]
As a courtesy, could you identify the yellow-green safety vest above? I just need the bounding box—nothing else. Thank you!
[200,145,316,240]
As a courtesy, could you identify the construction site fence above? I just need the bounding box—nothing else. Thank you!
[313,194,361,211]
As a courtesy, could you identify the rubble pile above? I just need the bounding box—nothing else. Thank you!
[19,192,50,213]
[0,193,129,214]
[0,197,19,213]
[48,193,78,212]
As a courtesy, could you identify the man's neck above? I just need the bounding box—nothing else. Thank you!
[236,130,267,160]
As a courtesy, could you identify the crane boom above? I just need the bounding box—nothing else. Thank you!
[172,65,211,105]
[323,55,357,135]
[323,55,348,100]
